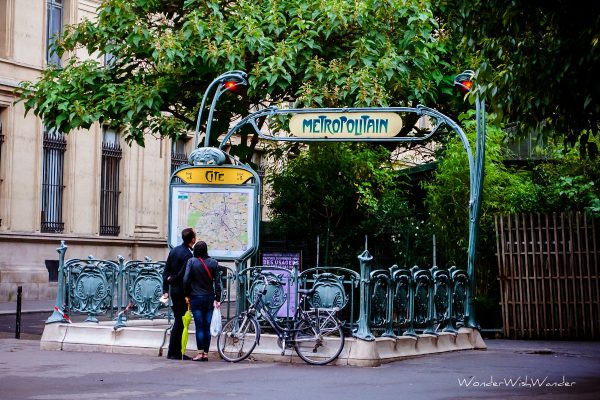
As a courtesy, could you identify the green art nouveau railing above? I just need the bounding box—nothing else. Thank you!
[220,251,469,340]
[369,265,468,338]
[46,241,170,329]
[48,241,470,340]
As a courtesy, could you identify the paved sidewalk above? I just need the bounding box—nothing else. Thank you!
[0,299,55,315]
[1,338,599,400]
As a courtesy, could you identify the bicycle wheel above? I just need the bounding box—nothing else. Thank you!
[217,314,260,362]
[293,315,344,365]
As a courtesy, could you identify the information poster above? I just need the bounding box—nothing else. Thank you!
[262,252,301,317]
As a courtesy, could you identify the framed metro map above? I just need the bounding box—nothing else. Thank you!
[169,186,256,259]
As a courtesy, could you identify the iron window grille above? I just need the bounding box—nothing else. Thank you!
[171,138,188,183]
[41,127,66,233]
[46,0,63,66]
[100,127,122,236]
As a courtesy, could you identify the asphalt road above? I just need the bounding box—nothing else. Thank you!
[0,312,47,340]
[0,337,599,400]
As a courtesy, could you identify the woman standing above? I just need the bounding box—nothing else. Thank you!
[183,241,222,361]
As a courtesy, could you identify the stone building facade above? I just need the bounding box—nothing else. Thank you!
[0,0,189,301]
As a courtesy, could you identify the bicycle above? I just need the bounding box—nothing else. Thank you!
[217,274,345,365]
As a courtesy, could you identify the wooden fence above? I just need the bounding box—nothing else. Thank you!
[495,212,600,339]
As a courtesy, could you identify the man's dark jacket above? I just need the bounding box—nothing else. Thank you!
[162,243,193,299]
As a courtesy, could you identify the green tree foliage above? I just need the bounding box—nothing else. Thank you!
[17,0,454,155]
[535,139,600,216]
[423,116,539,267]
[438,0,600,155]
[267,143,420,265]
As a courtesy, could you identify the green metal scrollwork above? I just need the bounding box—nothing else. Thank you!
[392,268,411,336]
[65,256,119,323]
[430,267,456,333]
[310,273,348,309]
[248,271,287,317]
[411,267,432,334]
[369,270,389,334]
[122,259,166,321]
[449,266,468,328]
[298,266,359,331]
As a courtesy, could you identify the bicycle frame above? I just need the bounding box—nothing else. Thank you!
[248,284,334,348]
[218,275,345,364]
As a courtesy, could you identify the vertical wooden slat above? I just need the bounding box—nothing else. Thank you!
[514,213,524,338]
[592,216,600,338]
[506,216,518,337]
[543,213,554,337]
[536,213,549,337]
[552,212,563,337]
[529,213,540,337]
[521,213,531,337]
[583,214,598,339]
[575,212,586,337]
[502,214,511,338]
[496,215,508,338]
[567,212,578,337]
[501,214,511,338]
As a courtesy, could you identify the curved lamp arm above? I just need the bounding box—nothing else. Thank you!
[193,70,248,149]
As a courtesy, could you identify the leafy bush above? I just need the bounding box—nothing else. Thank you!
[423,117,540,268]
[534,139,600,217]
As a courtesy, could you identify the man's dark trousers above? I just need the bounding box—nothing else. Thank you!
[167,297,187,359]
[163,243,193,359]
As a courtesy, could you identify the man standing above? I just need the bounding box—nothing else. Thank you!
[162,227,196,360]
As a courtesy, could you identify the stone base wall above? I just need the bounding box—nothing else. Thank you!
[0,235,167,302]
[41,320,486,367]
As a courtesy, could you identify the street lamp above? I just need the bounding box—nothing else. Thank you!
[454,69,485,330]
[192,70,248,149]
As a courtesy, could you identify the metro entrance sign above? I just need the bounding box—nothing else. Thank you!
[289,112,403,139]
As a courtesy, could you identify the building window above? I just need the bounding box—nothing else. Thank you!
[45,260,59,282]
[41,127,66,233]
[171,138,188,184]
[46,0,63,65]
[171,137,188,178]
[100,126,121,236]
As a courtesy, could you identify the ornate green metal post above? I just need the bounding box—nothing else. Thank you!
[46,241,68,323]
[354,249,375,341]
[454,70,485,330]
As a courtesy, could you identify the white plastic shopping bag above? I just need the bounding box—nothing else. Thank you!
[210,306,222,336]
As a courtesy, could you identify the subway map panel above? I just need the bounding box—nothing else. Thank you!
[170,187,255,258]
